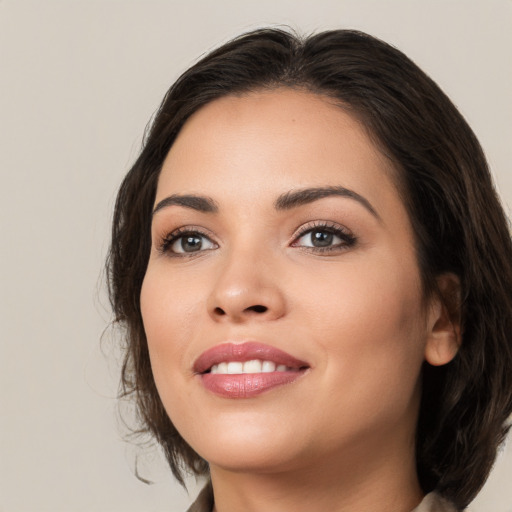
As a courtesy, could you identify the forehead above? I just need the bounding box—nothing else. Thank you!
[156,88,400,216]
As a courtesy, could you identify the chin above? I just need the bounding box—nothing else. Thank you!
[183,417,307,473]
[205,442,303,474]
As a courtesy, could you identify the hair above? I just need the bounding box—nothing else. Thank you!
[106,27,512,510]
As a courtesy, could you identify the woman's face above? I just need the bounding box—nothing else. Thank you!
[141,89,439,475]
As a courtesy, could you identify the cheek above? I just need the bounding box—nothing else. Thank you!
[294,252,426,394]
[139,269,205,441]
[141,263,202,340]
[299,251,422,322]
[140,266,203,391]
[294,262,425,447]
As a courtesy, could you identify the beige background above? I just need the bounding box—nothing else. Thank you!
[1,1,511,511]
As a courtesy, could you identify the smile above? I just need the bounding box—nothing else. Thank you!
[209,360,298,374]
[194,342,310,398]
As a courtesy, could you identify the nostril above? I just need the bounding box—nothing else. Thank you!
[214,307,226,316]
[246,305,268,313]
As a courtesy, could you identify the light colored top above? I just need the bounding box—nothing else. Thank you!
[186,481,460,512]
[411,492,460,511]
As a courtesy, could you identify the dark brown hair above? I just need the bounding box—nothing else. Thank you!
[107,28,512,510]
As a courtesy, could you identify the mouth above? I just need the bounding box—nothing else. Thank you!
[208,360,301,374]
[193,341,309,375]
[193,342,310,398]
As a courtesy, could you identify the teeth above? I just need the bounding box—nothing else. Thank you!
[262,361,276,373]
[243,359,262,373]
[227,362,243,374]
[209,360,292,374]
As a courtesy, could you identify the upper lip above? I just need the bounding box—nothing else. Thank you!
[193,342,310,374]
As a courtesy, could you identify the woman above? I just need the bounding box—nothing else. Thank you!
[107,28,512,511]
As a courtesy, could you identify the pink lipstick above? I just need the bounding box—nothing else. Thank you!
[194,342,309,398]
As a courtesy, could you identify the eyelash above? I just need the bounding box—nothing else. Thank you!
[157,221,357,257]
[158,226,216,257]
[291,221,357,253]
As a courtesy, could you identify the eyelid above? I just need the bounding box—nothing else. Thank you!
[155,220,356,257]
[156,225,219,256]
[290,220,354,242]
[290,220,357,252]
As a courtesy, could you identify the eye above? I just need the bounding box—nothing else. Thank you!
[292,222,356,253]
[160,228,217,256]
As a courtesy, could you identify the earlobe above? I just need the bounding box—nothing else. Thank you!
[424,273,462,367]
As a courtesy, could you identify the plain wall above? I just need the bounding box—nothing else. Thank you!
[1,1,511,511]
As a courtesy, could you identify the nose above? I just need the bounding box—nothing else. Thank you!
[206,249,287,323]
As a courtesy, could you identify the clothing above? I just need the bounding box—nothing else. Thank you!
[411,492,459,512]
[186,481,213,512]
[186,480,460,512]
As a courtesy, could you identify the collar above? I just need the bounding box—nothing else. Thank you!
[186,482,459,512]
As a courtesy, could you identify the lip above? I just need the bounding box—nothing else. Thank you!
[193,342,309,374]
[193,342,310,399]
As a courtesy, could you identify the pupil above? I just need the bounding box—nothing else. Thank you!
[312,230,333,247]
[182,236,202,252]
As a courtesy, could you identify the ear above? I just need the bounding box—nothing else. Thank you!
[424,273,462,366]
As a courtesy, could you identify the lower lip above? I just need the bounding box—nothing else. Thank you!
[200,370,306,398]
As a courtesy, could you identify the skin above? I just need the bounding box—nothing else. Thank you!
[140,89,459,512]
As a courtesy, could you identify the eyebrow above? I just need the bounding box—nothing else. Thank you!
[153,194,219,215]
[152,186,380,220]
[274,186,380,220]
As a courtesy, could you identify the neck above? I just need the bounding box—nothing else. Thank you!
[209,429,423,512]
